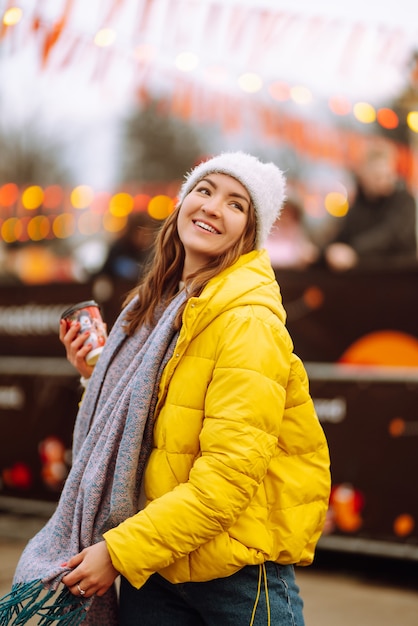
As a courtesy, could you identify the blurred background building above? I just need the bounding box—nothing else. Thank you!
[1,0,418,284]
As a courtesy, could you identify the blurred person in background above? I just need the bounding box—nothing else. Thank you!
[324,141,417,271]
[266,195,319,270]
[98,211,160,282]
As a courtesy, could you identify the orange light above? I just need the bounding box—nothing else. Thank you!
[0,183,19,207]
[103,212,127,233]
[27,215,50,241]
[148,195,174,220]
[377,108,399,129]
[324,192,349,217]
[109,192,134,217]
[1,217,22,243]
[133,194,151,212]
[393,514,415,537]
[303,287,324,310]
[43,185,64,209]
[52,214,75,239]
[389,418,405,437]
[13,247,55,284]
[16,217,30,242]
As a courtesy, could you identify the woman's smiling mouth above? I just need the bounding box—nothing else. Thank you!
[193,220,221,234]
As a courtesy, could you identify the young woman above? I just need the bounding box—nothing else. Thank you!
[1,152,330,626]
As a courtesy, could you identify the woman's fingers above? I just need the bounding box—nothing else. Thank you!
[62,543,119,598]
[58,319,94,378]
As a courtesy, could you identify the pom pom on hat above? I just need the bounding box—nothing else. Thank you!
[177,151,286,249]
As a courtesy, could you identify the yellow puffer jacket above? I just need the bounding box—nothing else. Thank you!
[104,249,330,589]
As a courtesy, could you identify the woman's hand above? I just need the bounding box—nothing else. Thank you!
[62,541,119,598]
[325,242,358,271]
[59,319,94,379]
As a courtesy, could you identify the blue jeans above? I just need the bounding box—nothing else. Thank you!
[119,562,305,625]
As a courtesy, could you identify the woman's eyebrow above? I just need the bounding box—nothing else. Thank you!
[199,177,216,188]
[200,177,250,204]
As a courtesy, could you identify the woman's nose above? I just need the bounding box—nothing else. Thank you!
[201,197,221,215]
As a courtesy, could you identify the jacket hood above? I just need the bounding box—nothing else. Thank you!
[183,249,286,338]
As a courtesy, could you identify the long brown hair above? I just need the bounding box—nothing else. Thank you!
[123,197,257,335]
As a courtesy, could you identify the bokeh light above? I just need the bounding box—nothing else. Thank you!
[389,417,405,437]
[377,108,399,129]
[290,85,313,105]
[325,191,349,217]
[3,7,23,26]
[148,195,174,220]
[1,217,22,243]
[175,52,199,72]
[39,436,69,490]
[133,194,151,212]
[70,185,94,209]
[94,28,116,47]
[52,213,76,239]
[303,286,324,310]
[238,73,263,93]
[353,102,376,123]
[0,183,19,207]
[109,192,134,217]
[22,185,44,210]
[103,212,128,233]
[407,111,418,133]
[2,461,32,489]
[27,215,50,241]
[43,185,64,209]
[17,217,30,242]
[393,514,415,537]
[14,246,55,284]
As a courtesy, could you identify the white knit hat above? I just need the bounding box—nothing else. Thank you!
[177,151,286,249]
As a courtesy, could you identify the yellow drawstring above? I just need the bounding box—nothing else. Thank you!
[263,563,271,626]
[249,563,271,626]
[249,565,262,626]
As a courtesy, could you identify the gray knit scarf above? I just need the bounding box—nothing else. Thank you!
[0,290,186,625]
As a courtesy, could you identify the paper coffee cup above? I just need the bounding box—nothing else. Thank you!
[61,300,107,366]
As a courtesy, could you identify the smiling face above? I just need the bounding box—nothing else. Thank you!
[177,173,252,278]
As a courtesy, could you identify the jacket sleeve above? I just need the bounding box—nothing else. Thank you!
[103,310,292,587]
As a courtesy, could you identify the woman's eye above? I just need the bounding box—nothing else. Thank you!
[231,202,244,211]
[197,186,210,195]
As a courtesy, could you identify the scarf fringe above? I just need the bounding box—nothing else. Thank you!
[0,581,88,625]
